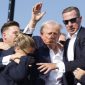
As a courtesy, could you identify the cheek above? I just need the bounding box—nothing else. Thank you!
[65,26,69,31]
[73,24,79,30]
[42,35,48,40]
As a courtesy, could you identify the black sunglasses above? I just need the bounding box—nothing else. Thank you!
[63,17,78,25]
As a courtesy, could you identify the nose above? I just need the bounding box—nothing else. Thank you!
[50,33,56,38]
[68,21,72,26]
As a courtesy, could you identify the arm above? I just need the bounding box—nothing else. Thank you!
[73,68,85,84]
[1,52,27,65]
[8,56,30,81]
[36,60,65,74]
[23,2,45,34]
[0,57,6,72]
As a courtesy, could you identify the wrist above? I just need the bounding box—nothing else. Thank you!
[29,19,37,28]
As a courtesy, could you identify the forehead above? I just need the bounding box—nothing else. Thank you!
[42,24,60,33]
[6,26,20,32]
[63,10,77,20]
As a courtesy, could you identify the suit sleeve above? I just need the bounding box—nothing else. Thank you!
[0,57,6,72]
[80,75,85,85]
[8,56,30,81]
[0,57,3,65]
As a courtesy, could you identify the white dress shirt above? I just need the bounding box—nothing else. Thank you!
[46,49,64,85]
[67,33,77,61]
[2,55,11,65]
[23,24,35,34]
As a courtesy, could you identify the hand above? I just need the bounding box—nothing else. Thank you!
[24,2,46,31]
[32,2,46,22]
[36,63,57,74]
[13,59,20,64]
[73,68,85,80]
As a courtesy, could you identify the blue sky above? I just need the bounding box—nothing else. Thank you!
[0,0,85,37]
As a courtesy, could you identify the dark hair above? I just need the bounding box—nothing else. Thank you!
[62,6,80,17]
[1,21,20,34]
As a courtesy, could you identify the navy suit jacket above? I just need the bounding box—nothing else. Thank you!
[63,27,85,85]
[80,75,85,85]
[0,47,14,72]
[0,36,51,85]
[0,56,31,85]
[0,47,36,85]
[30,36,51,85]
[33,36,51,63]
[0,55,35,85]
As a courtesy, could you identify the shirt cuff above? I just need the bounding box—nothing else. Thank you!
[56,61,65,73]
[2,55,11,65]
[23,25,35,34]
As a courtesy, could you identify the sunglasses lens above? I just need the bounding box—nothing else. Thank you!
[63,17,77,25]
[70,18,77,23]
[63,20,68,25]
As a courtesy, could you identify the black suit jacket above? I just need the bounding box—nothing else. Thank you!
[0,47,14,72]
[0,56,31,85]
[0,57,29,85]
[80,75,85,85]
[63,27,85,85]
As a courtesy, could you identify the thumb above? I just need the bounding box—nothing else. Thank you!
[40,11,46,18]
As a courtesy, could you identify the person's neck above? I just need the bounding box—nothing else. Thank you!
[47,43,59,54]
[3,42,12,50]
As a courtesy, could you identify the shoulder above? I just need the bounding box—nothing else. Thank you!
[33,36,45,48]
[77,26,85,38]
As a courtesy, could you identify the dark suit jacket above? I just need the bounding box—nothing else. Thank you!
[30,36,51,85]
[80,75,85,85]
[63,27,85,85]
[0,56,32,85]
[0,47,15,72]
[33,36,51,63]
[0,46,37,85]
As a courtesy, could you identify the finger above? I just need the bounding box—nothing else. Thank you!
[32,4,41,13]
[73,71,76,75]
[40,66,47,72]
[76,68,81,71]
[36,63,45,65]
[44,68,50,74]
[37,64,45,70]
[40,12,46,17]
[73,70,77,76]
[35,2,42,10]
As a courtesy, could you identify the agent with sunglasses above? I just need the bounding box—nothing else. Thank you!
[61,6,85,85]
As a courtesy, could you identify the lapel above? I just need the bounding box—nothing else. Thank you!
[74,27,84,59]
[64,27,83,61]
[34,36,51,63]
[39,44,51,63]
[63,38,70,61]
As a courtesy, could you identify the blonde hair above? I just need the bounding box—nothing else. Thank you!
[14,32,36,54]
